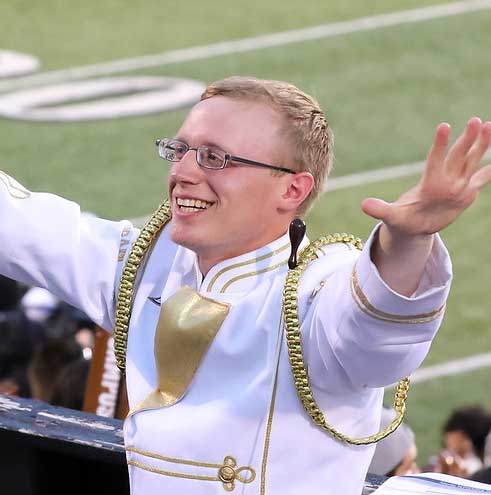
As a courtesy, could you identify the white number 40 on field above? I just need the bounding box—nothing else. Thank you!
[0,50,204,122]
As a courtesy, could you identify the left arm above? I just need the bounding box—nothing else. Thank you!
[362,117,491,295]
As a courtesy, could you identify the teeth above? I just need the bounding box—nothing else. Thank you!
[176,197,212,209]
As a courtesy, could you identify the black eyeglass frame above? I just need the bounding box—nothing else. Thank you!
[155,138,296,174]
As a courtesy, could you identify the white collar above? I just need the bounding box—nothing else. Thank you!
[195,231,309,294]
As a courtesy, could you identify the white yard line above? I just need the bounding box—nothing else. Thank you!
[1,0,491,93]
[326,148,491,192]
[410,353,491,384]
[325,161,425,192]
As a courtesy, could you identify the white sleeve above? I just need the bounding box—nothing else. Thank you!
[0,171,139,331]
[302,225,452,390]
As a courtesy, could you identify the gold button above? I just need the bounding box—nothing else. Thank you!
[218,466,235,483]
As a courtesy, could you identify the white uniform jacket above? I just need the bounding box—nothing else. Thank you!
[0,172,452,495]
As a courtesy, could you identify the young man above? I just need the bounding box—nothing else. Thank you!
[0,76,490,494]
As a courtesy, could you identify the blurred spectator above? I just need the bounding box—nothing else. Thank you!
[426,405,491,478]
[0,273,94,406]
[0,311,34,397]
[45,300,95,340]
[469,426,491,485]
[74,327,95,360]
[0,274,23,311]
[27,337,83,403]
[21,286,58,325]
[368,407,419,476]
[51,358,90,410]
[0,275,45,344]
[484,429,491,467]
[0,275,43,398]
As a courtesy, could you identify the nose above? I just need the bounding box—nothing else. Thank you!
[169,149,203,185]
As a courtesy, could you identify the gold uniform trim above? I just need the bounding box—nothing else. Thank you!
[127,460,219,482]
[0,171,31,199]
[260,318,283,495]
[207,242,290,292]
[220,258,289,293]
[283,233,411,445]
[129,286,230,415]
[351,266,445,324]
[126,446,255,492]
[114,200,172,374]
[127,445,220,468]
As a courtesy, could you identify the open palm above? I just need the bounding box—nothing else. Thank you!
[362,118,491,236]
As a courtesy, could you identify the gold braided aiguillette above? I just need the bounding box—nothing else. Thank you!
[114,200,172,374]
[283,233,410,445]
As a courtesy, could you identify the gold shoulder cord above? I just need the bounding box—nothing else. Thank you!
[115,212,409,444]
[114,200,172,374]
[283,233,410,445]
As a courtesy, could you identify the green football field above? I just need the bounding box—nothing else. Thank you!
[1,0,491,465]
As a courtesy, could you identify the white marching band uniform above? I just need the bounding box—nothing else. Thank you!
[0,171,452,495]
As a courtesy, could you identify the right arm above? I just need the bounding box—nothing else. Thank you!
[0,171,138,331]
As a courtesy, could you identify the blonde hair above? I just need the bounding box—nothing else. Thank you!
[201,76,333,213]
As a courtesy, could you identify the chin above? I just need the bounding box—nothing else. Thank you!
[169,224,201,252]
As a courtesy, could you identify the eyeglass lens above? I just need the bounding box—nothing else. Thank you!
[197,146,226,169]
[163,140,226,169]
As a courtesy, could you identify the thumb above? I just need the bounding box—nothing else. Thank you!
[361,197,393,221]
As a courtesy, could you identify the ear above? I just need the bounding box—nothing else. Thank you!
[280,171,315,212]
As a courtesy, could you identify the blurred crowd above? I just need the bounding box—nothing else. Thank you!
[370,405,491,484]
[0,274,93,410]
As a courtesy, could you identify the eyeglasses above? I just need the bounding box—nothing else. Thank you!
[155,138,296,174]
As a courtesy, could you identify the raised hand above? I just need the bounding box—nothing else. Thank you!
[361,117,491,236]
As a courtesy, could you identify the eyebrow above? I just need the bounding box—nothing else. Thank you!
[174,136,228,152]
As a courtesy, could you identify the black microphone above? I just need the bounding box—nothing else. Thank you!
[288,218,306,269]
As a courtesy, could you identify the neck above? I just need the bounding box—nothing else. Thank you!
[198,256,228,278]
[197,231,289,277]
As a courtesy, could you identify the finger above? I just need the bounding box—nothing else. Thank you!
[469,164,491,190]
[445,117,482,174]
[424,123,451,181]
[463,120,491,176]
[361,197,393,222]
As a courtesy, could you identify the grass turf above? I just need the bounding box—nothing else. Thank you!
[0,7,489,219]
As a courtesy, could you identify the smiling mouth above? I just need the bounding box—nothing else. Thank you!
[175,197,214,213]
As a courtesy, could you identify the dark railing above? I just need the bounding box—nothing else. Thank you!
[0,393,385,495]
